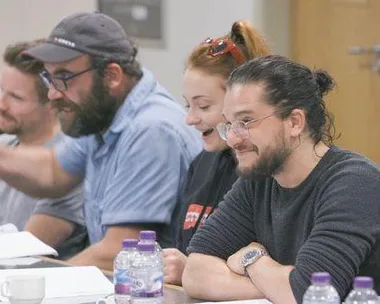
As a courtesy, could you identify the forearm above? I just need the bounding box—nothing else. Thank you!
[24,214,75,248]
[183,253,264,301]
[246,256,296,304]
[0,146,55,196]
[0,147,78,197]
[68,226,145,271]
[67,240,119,271]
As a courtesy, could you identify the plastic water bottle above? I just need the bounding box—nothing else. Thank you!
[139,230,162,252]
[131,242,164,304]
[345,276,379,304]
[302,272,340,304]
[114,239,139,304]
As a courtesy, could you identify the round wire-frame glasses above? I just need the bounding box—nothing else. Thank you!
[216,112,278,141]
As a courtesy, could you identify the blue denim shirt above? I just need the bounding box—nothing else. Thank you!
[55,68,202,244]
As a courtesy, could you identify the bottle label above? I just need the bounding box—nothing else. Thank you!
[132,271,163,298]
[114,268,132,295]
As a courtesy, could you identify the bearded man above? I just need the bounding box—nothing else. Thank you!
[182,55,380,303]
[0,12,202,270]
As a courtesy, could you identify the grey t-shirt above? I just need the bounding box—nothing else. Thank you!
[0,134,87,259]
[188,146,380,302]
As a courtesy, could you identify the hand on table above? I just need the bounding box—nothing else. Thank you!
[163,248,188,286]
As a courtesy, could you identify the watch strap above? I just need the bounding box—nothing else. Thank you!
[243,247,268,275]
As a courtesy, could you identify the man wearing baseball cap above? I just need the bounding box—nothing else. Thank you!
[0,12,202,270]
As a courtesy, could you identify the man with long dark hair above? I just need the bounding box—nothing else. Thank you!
[183,55,380,303]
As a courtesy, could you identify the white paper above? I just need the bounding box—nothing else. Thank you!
[0,257,41,266]
[0,231,57,259]
[0,223,18,233]
[199,300,272,304]
[0,266,113,298]
[0,296,113,304]
[43,295,114,304]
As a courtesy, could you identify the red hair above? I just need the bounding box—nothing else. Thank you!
[186,21,271,80]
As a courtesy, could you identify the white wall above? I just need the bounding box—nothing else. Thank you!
[0,0,96,48]
[0,0,289,100]
[139,0,263,100]
[262,0,291,57]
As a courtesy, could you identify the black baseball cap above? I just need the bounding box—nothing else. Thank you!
[23,12,136,63]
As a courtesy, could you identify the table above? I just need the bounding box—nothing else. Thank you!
[0,256,201,304]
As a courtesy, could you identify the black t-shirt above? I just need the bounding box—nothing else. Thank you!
[188,146,380,302]
[176,149,238,254]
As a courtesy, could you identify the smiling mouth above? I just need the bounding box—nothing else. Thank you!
[202,128,214,136]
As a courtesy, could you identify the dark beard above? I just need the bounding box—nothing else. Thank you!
[238,137,291,180]
[57,75,123,138]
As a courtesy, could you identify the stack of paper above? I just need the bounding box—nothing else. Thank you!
[0,231,58,259]
[0,266,113,299]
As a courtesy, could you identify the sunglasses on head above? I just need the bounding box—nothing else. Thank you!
[202,37,245,65]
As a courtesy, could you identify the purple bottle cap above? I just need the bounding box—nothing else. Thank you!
[139,230,156,241]
[122,238,138,248]
[311,272,331,284]
[354,277,373,289]
[137,242,155,252]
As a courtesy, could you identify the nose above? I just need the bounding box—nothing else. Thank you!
[47,85,64,101]
[0,92,8,111]
[226,129,243,148]
[185,108,201,126]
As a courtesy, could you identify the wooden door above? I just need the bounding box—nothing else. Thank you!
[292,0,380,163]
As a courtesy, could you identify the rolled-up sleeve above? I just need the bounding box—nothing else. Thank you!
[101,121,189,226]
[54,136,88,177]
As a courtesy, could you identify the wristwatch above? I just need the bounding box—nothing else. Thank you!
[241,247,268,274]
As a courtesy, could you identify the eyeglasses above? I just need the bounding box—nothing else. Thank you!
[216,113,278,141]
[202,37,245,65]
[39,67,94,91]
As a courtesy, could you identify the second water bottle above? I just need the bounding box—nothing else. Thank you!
[302,272,340,304]
[345,276,379,304]
[131,242,164,304]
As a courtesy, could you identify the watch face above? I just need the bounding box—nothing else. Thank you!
[242,249,260,267]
